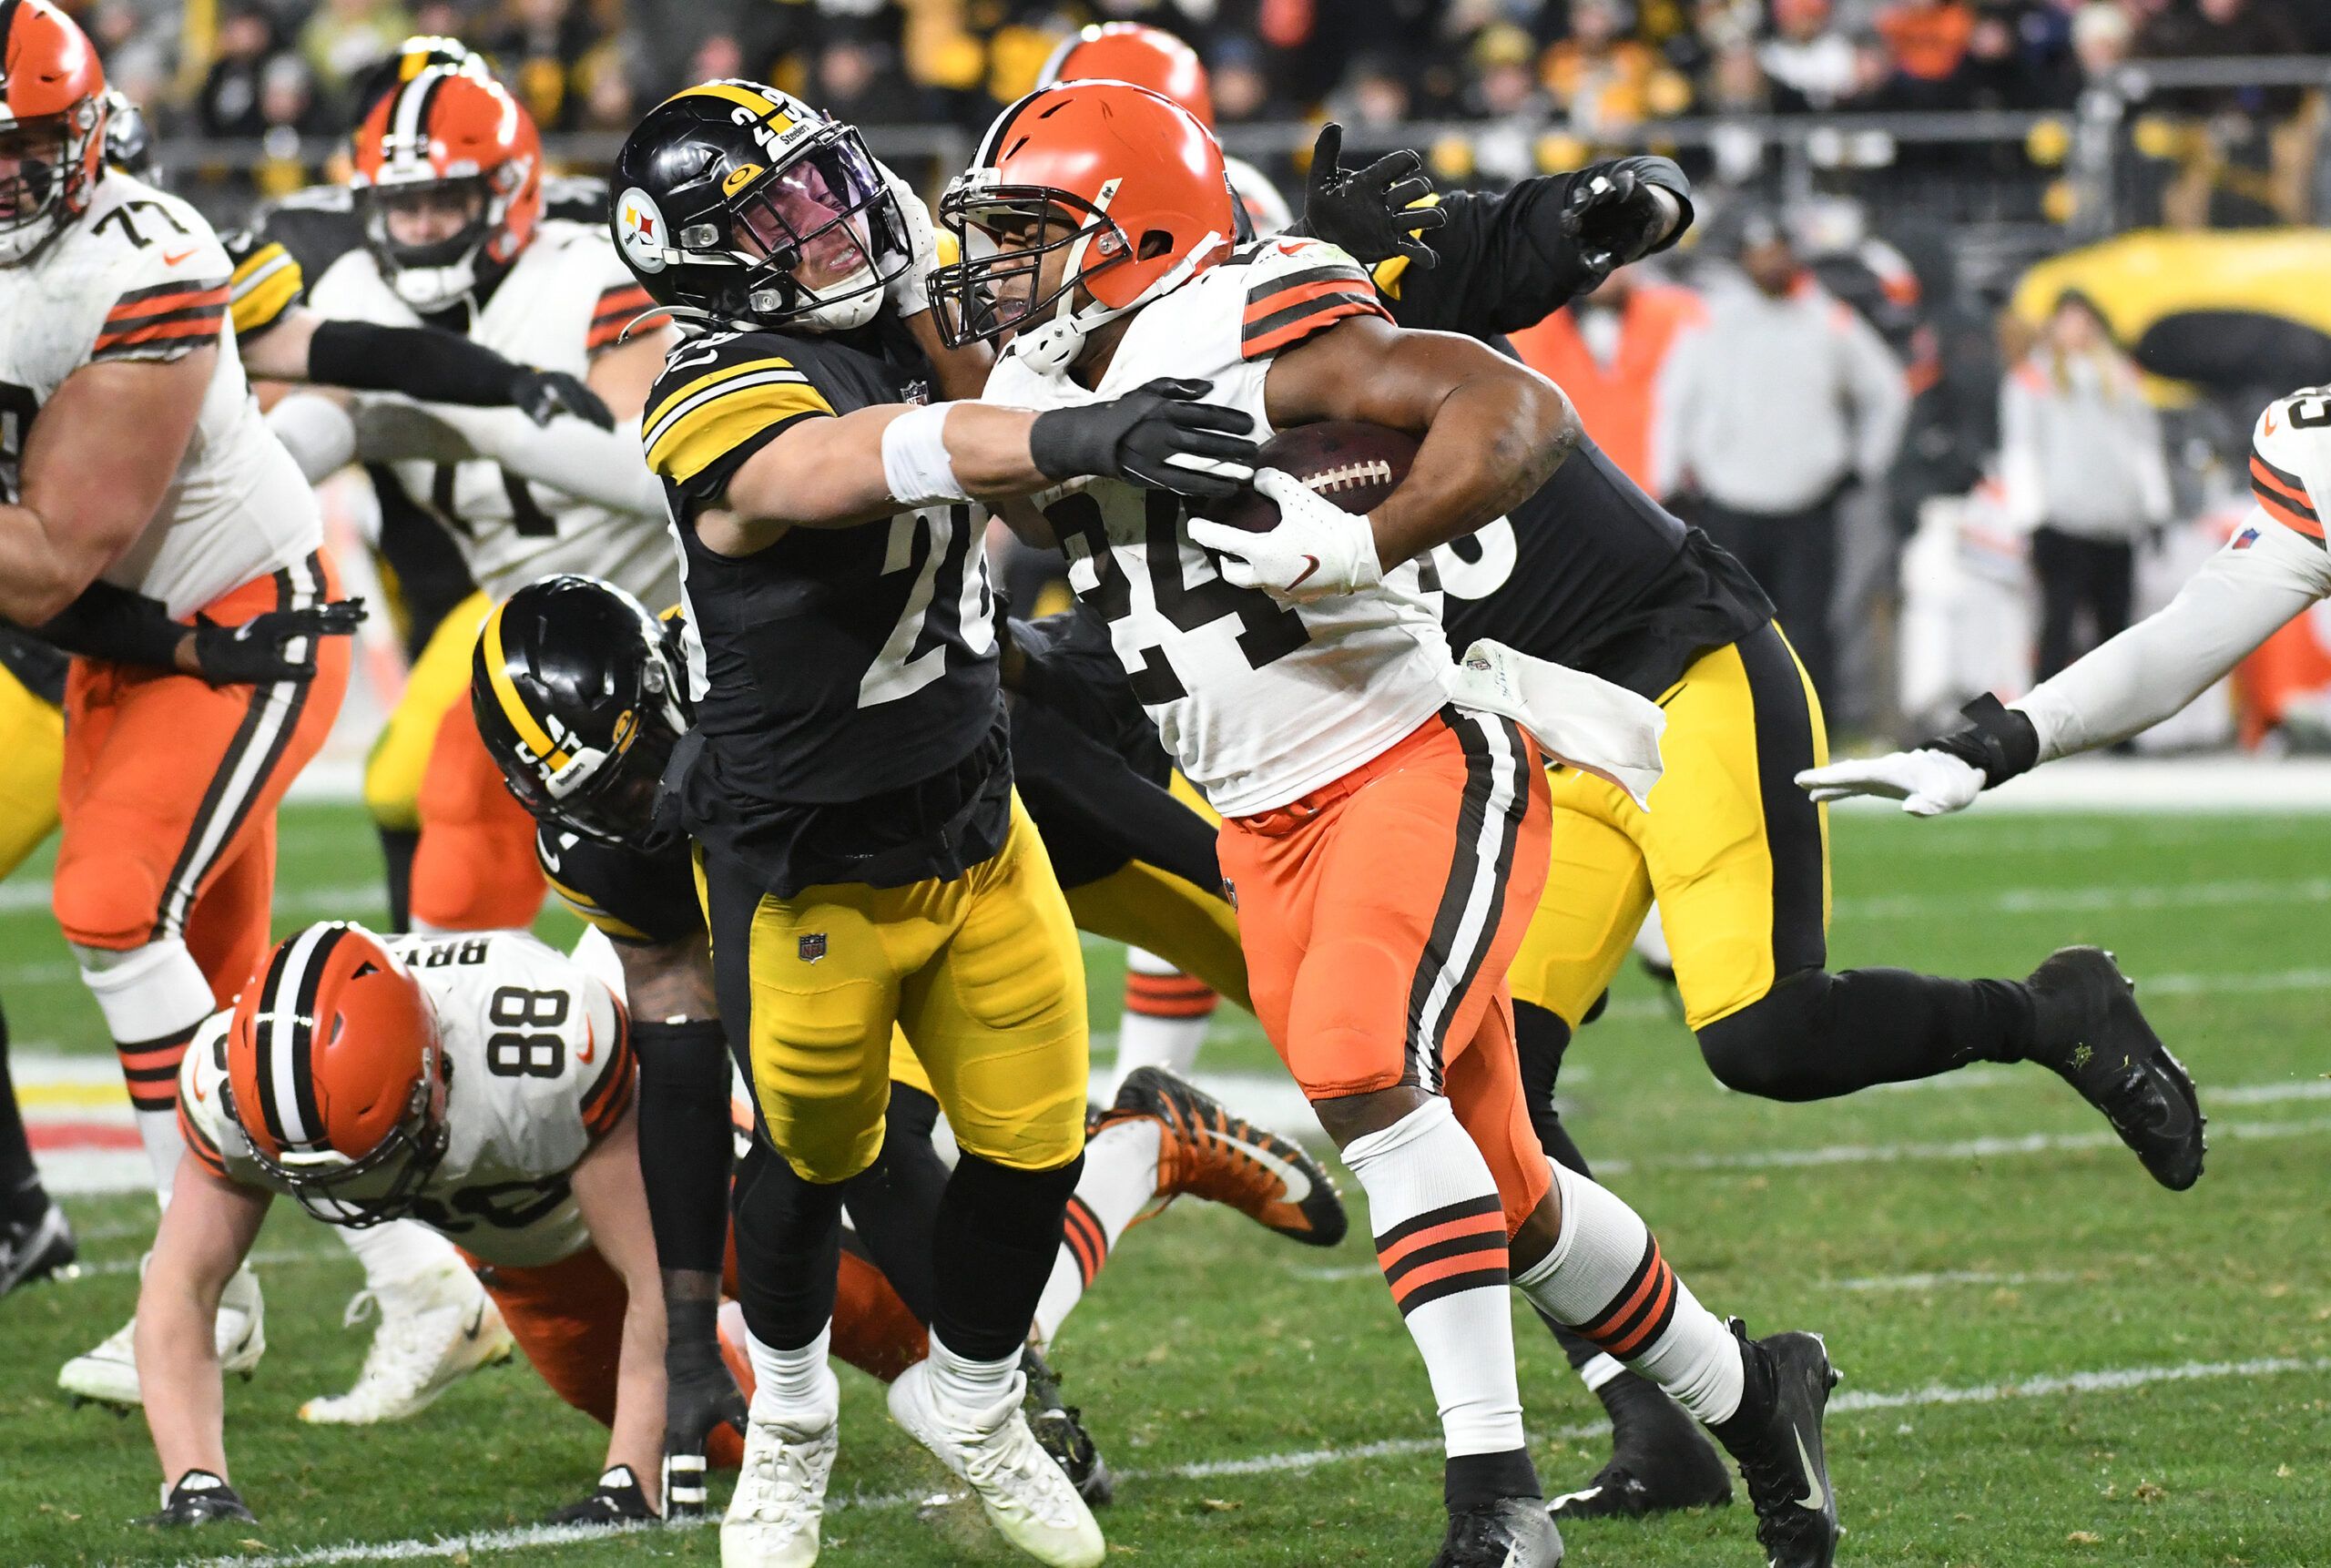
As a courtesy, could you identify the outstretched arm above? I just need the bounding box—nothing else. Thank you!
[239,307,614,427]
[137,1156,271,1498]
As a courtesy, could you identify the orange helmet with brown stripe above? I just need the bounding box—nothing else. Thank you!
[1040,23,1215,129]
[0,0,110,267]
[221,922,451,1228]
[932,79,1234,374]
[351,64,543,311]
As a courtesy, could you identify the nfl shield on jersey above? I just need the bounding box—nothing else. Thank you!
[0,172,320,616]
[178,931,633,1268]
[982,237,1452,818]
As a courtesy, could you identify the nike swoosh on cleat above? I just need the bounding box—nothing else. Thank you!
[1547,1484,1602,1511]
[1791,1426,1826,1511]
[463,1301,487,1341]
[1200,1127,1311,1205]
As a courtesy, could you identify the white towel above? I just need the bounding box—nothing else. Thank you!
[1445,638,1667,809]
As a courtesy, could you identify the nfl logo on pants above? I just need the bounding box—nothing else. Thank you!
[799,932,827,963]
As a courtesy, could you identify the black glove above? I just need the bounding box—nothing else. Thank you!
[544,1464,658,1526]
[1299,122,1443,270]
[1029,378,1257,501]
[660,1299,748,1520]
[512,368,615,431]
[1926,693,2041,789]
[190,597,367,687]
[1561,167,1671,290]
[141,1470,256,1528]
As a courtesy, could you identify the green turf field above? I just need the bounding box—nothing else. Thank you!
[4,803,2327,1566]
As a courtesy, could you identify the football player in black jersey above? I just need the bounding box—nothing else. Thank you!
[605,80,1264,1567]
[1293,141,2203,1518]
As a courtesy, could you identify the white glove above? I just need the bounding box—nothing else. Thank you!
[880,161,939,320]
[1796,748,1984,816]
[1186,468,1383,603]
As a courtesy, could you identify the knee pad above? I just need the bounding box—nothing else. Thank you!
[1695,972,1831,1102]
[54,851,167,950]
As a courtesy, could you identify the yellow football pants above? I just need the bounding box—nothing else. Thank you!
[0,664,62,881]
[362,590,491,831]
[1510,622,1832,1033]
[701,794,1088,1185]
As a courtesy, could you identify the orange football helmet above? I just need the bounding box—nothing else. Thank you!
[1040,23,1216,128]
[932,79,1234,373]
[351,64,543,311]
[0,0,110,267]
[221,923,449,1227]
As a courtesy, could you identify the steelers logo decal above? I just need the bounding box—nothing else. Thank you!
[616,187,667,273]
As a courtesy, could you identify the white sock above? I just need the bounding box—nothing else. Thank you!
[76,939,215,1204]
[1033,1117,1163,1343]
[746,1321,839,1429]
[1576,1351,1628,1393]
[1344,1097,1526,1459]
[1104,949,1214,1099]
[1512,1159,1745,1427]
[337,1220,466,1306]
[926,1330,1020,1417]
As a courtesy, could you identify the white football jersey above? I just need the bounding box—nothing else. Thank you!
[0,172,320,618]
[982,237,1451,817]
[2248,387,2331,550]
[305,219,677,606]
[178,931,632,1268]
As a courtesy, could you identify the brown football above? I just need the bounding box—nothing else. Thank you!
[1200,420,1419,532]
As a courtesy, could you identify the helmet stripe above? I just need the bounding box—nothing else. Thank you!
[671,80,796,131]
[284,925,344,1146]
[387,66,451,170]
[248,933,300,1148]
[482,599,571,769]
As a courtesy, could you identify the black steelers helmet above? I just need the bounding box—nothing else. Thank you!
[472,575,688,853]
[609,80,911,332]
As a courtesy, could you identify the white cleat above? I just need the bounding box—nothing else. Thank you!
[60,1260,265,1409]
[887,1359,1104,1568]
[721,1396,839,1567]
[300,1262,514,1424]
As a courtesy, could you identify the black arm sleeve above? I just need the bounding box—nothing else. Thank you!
[1380,157,1694,337]
[32,580,184,672]
[307,318,525,408]
[633,1017,735,1277]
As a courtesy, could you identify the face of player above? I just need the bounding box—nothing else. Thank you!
[976,204,1097,342]
[378,179,488,249]
[729,135,891,305]
[0,120,69,221]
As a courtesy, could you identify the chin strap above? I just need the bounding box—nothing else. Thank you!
[1015,222,1230,378]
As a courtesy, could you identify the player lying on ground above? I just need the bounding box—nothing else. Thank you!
[1800,383,2331,820]
[937,78,1841,1568]
[473,573,1344,1514]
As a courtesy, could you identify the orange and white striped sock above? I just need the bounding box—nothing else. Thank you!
[1512,1158,1744,1426]
[1106,949,1216,1098]
[1032,1116,1162,1344]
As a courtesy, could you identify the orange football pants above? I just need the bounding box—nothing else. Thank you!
[465,1237,925,1469]
[54,553,348,1005]
[411,697,545,931]
[1217,708,1553,1235]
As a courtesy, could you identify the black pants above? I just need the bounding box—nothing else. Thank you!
[1694,496,1840,708]
[2031,526,2134,681]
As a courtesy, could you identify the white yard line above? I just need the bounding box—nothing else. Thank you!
[1597,1114,2331,1176]
[68,1246,342,1279]
[193,1354,2331,1567]
[1830,1268,2079,1292]
[1836,874,2331,921]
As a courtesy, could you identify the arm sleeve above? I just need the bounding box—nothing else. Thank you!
[2014,511,2331,760]
[392,404,668,517]
[33,580,185,670]
[307,318,530,407]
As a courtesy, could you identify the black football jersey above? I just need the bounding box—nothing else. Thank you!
[536,826,703,948]
[644,321,1006,892]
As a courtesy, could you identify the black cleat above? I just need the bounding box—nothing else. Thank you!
[0,1199,76,1297]
[1548,1375,1732,1520]
[1713,1323,1839,1568]
[1107,1066,1348,1247]
[140,1471,257,1529]
[1022,1348,1112,1505]
[2028,947,2206,1190]
[1431,1497,1564,1567]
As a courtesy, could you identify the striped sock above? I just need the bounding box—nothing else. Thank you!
[1106,951,1216,1099]
[1345,1097,1532,1467]
[76,938,215,1205]
[1512,1159,1745,1427]
[1033,1117,1162,1343]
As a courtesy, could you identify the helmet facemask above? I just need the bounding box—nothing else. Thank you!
[228,1035,452,1230]
[0,98,106,268]
[361,173,502,312]
[931,181,1135,370]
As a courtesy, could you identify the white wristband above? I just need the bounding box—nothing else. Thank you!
[880,402,966,506]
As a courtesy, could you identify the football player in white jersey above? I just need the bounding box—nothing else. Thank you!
[263,62,679,937]
[1800,383,2331,830]
[140,922,668,1527]
[935,80,1841,1567]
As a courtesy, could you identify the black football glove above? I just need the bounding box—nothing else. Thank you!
[660,1302,748,1520]
[1299,122,1444,270]
[190,597,367,686]
[544,1463,658,1527]
[512,368,615,430]
[1029,378,1258,501]
[1561,167,1672,291]
[141,1470,256,1528]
